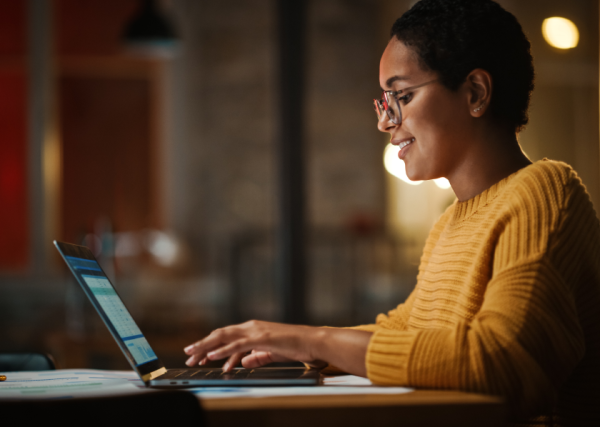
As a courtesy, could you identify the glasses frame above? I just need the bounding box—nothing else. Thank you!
[374,79,439,125]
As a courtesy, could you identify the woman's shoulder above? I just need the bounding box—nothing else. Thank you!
[515,158,572,186]
[519,158,575,181]
[497,159,598,238]
[506,159,585,208]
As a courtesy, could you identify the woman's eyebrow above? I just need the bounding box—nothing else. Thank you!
[382,75,411,90]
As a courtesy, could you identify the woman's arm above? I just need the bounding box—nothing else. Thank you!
[183,287,417,374]
[184,321,373,376]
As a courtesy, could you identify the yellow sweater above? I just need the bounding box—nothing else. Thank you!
[357,160,600,425]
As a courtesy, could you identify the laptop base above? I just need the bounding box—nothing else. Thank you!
[149,367,321,387]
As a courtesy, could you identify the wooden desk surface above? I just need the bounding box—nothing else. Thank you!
[202,389,506,427]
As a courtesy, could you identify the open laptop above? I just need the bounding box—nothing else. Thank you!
[54,240,321,387]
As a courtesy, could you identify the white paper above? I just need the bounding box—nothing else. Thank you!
[191,375,413,399]
[0,369,147,400]
[0,370,413,401]
[322,375,374,386]
[191,385,413,399]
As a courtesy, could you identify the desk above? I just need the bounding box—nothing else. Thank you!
[202,389,506,427]
[0,369,505,426]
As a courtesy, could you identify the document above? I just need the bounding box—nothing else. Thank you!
[0,370,413,400]
[190,375,413,399]
[0,369,146,400]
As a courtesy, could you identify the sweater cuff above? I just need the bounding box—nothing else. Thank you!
[349,323,382,333]
[366,329,418,385]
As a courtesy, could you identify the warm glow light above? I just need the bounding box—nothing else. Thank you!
[434,178,451,189]
[383,143,423,185]
[146,230,180,266]
[383,144,453,190]
[542,17,579,49]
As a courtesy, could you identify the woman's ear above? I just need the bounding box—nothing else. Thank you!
[466,69,492,117]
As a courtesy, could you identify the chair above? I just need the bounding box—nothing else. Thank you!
[0,352,56,371]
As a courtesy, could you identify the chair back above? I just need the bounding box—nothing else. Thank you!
[0,353,56,371]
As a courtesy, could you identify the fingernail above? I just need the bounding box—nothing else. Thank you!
[223,362,229,371]
[199,359,205,366]
[185,357,194,366]
[184,345,194,353]
[207,351,217,359]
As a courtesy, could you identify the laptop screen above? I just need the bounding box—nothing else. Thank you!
[62,254,158,367]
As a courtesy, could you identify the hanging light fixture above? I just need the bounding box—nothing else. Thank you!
[122,0,179,59]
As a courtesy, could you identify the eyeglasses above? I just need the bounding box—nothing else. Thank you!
[373,79,439,125]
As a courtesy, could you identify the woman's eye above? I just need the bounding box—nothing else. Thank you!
[398,92,412,104]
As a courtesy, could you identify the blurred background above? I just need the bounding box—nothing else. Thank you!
[0,0,598,370]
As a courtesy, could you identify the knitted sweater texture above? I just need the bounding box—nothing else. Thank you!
[356,160,600,426]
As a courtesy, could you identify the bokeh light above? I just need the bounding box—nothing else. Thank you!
[434,178,451,189]
[383,143,452,190]
[383,143,423,185]
[542,17,579,49]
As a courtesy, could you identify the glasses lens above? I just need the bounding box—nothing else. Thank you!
[383,92,401,125]
[374,99,386,120]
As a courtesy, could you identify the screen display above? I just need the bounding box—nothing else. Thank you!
[65,255,158,367]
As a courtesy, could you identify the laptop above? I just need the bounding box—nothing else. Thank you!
[54,240,321,387]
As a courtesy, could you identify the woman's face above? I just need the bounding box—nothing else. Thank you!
[378,38,473,182]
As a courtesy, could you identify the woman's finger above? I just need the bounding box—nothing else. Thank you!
[185,353,203,366]
[241,351,274,368]
[207,338,254,361]
[223,352,245,372]
[185,321,317,368]
[184,326,242,359]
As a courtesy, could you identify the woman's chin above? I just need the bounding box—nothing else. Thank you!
[405,170,424,182]
[405,166,436,182]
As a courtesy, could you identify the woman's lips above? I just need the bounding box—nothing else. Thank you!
[394,137,415,160]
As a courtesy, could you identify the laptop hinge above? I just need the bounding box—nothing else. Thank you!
[142,367,167,382]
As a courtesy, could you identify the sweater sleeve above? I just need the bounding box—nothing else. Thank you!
[365,166,593,419]
[366,257,585,417]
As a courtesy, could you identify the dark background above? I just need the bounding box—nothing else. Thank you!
[0,0,598,370]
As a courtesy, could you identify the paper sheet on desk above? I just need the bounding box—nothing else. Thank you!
[0,371,413,400]
[0,369,147,400]
[191,375,414,399]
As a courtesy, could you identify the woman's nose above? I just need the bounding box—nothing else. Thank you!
[377,113,396,133]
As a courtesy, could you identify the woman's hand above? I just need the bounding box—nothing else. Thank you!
[183,320,321,371]
[183,320,373,377]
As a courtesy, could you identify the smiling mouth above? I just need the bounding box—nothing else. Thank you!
[398,138,415,149]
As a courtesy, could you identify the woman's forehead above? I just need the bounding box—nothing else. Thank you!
[379,38,430,89]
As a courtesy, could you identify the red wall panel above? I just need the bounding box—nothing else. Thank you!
[0,0,28,271]
[0,0,26,55]
[0,70,28,270]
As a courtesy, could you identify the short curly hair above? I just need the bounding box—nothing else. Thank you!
[391,0,534,132]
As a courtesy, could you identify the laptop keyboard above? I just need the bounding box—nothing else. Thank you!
[159,368,253,380]
[157,367,311,381]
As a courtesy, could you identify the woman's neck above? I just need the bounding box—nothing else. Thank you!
[448,130,532,202]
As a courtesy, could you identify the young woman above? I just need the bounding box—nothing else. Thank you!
[184,1,600,424]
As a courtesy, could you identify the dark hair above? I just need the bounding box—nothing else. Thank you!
[391,0,534,132]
